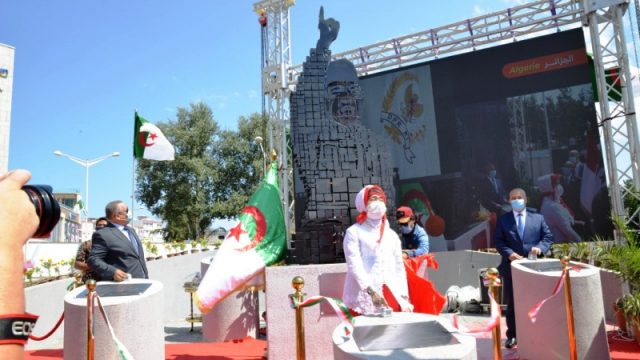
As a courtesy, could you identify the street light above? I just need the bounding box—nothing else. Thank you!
[255,136,267,176]
[53,150,120,217]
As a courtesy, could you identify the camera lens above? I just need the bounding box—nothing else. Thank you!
[22,185,61,238]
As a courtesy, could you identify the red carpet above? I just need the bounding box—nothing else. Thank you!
[26,337,266,360]
[609,330,640,360]
[25,330,638,359]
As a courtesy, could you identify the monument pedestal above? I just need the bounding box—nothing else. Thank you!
[332,312,476,360]
[63,279,164,360]
[200,257,260,342]
[512,259,609,360]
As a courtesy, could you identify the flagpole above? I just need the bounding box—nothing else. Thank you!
[132,109,137,222]
[132,157,136,221]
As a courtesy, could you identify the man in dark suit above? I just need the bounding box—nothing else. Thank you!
[88,200,148,281]
[495,188,553,349]
[478,163,507,214]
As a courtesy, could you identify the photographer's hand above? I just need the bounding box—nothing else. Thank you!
[0,170,40,357]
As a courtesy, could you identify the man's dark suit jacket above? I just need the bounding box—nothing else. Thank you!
[87,223,148,280]
[495,211,554,274]
[478,176,506,213]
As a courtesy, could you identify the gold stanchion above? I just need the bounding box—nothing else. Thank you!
[86,279,96,360]
[292,276,306,360]
[561,256,577,360]
[485,268,502,360]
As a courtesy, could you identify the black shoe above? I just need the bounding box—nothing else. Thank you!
[505,337,517,348]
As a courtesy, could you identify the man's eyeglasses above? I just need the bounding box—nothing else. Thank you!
[399,223,411,227]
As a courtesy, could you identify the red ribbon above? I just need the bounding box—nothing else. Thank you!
[452,290,501,333]
[528,266,580,323]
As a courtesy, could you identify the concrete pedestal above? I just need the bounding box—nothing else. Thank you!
[200,257,260,342]
[63,279,164,360]
[333,313,476,360]
[512,259,609,360]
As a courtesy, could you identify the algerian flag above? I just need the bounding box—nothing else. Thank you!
[196,162,286,313]
[133,112,175,161]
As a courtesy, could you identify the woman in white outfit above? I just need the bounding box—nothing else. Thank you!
[342,185,413,315]
[537,174,581,243]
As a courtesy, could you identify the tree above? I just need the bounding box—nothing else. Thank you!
[136,102,271,241]
[210,113,270,217]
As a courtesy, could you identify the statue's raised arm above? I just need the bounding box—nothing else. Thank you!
[316,6,340,52]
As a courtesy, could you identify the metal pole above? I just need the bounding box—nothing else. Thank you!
[86,279,96,360]
[292,276,306,360]
[85,163,90,217]
[486,268,502,360]
[561,256,577,360]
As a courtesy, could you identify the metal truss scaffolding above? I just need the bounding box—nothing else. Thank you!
[254,0,295,239]
[257,0,640,241]
[584,0,640,234]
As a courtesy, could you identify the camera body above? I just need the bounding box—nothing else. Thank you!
[22,185,61,238]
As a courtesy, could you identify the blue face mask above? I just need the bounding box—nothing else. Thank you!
[511,199,525,212]
[489,170,497,178]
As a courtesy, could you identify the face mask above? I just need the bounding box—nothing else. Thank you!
[555,185,564,199]
[400,223,414,234]
[366,201,387,220]
[488,170,497,178]
[569,156,577,164]
[511,199,526,212]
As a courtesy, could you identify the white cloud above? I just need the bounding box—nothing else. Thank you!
[247,89,258,99]
[472,5,485,16]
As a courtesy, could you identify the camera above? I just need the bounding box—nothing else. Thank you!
[21,185,61,238]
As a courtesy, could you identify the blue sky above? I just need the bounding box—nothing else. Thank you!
[3,0,639,220]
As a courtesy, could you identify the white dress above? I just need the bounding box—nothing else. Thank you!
[342,218,411,315]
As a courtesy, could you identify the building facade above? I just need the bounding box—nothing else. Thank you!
[0,43,15,174]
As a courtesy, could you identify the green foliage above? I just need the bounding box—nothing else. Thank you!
[135,103,269,241]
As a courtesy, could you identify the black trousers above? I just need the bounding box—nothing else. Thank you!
[502,269,516,339]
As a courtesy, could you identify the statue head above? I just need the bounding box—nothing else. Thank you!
[325,59,363,126]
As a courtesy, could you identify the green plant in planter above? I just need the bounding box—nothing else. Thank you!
[619,293,640,327]
[200,237,209,250]
[41,258,54,278]
[213,239,222,249]
[551,243,571,259]
[178,241,187,253]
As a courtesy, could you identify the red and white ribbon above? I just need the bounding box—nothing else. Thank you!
[452,290,501,333]
[528,266,580,323]
[289,295,355,335]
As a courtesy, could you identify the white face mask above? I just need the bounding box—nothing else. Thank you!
[366,201,387,220]
[555,184,564,200]
[400,223,414,234]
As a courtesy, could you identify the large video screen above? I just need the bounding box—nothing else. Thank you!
[359,28,611,251]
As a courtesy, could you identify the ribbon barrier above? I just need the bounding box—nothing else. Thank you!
[95,295,135,360]
[28,313,64,341]
[288,295,355,336]
[291,276,306,360]
[527,257,578,360]
[83,279,135,360]
[452,289,501,334]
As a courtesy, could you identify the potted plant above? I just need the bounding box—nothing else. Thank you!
[213,239,222,250]
[200,237,210,251]
[619,292,640,344]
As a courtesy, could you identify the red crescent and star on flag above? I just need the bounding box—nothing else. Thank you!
[226,205,266,252]
[138,132,158,147]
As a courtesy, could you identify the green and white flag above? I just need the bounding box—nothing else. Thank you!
[133,112,175,161]
[196,161,286,313]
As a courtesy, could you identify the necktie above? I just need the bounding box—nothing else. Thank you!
[517,213,524,239]
[125,228,139,255]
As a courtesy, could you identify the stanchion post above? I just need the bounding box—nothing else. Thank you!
[561,256,577,360]
[292,276,306,360]
[485,268,502,360]
[86,280,96,360]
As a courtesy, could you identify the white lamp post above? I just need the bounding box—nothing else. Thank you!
[53,150,120,217]
[255,136,267,176]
